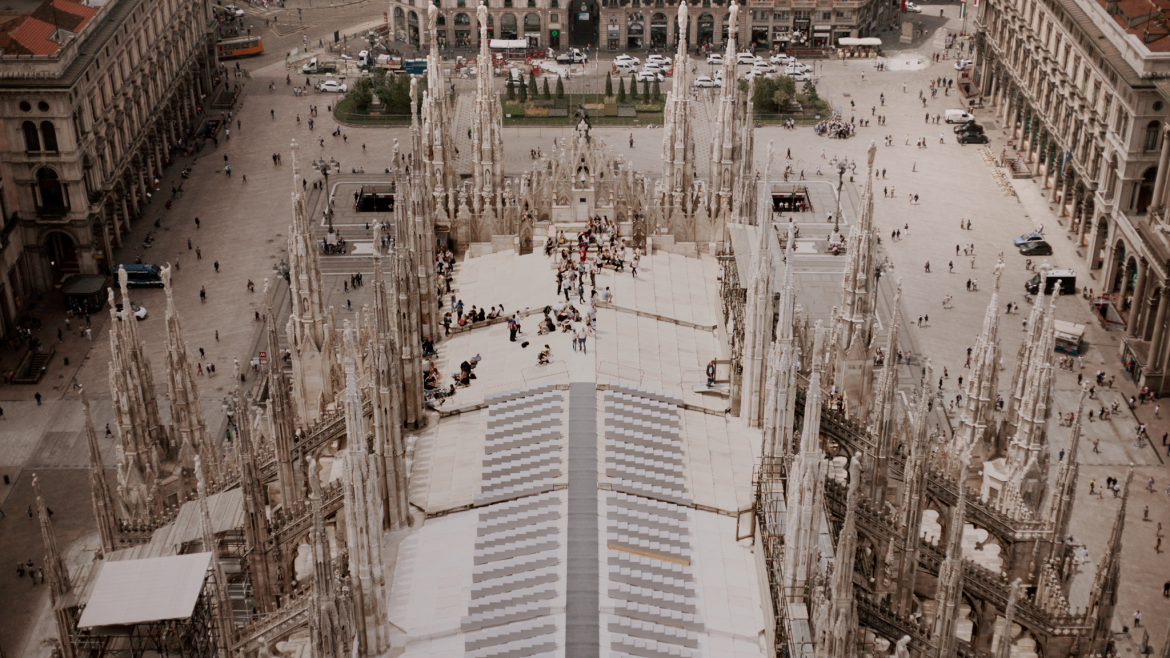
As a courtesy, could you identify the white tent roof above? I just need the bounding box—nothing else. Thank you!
[489,39,528,49]
[838,37,882,45]
[77,552,213,628]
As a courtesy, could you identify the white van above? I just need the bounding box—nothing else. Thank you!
[945,109,975,123]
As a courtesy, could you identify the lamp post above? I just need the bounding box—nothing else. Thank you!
[834,160,847,235]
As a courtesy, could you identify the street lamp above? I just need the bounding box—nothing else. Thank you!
[834,160,847,235]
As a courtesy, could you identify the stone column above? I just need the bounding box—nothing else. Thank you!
[1152,126,1170,212]
[1149,288,1169,358]
[1128,259,1148,338]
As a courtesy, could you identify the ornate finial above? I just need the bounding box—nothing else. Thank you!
[867,140,877,169]
[677,1,688,32]
[993,257,1006,291]
[729,1,739,31]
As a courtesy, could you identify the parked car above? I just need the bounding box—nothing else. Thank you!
[1013,231,1045,246]
[957,132,990,144]
[556,48,588,64]
[786,61,811,73]
[115,302,148,321]
[636,69,665,82]
[945,109,975,123]
[1019,241,1053,256]
[905,1,922,11]
[954,59,974,70]
[707,54,724,65]
[736,52,756,64]
[223,4,245,16]
[641,61,664,72]
[769,53,790,65]
[954,122,984,134]
[752,61,777,73]
[614,54,640,67]
[646,54,672,66]
[693,76,721,87]
[788,71,812,81]
[317,80,348,93]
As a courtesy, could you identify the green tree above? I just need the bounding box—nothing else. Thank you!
[605,71,613,97]
[802,79,819,101]
[652,78,661,101]
[529,69,538,97]
[629,73,637,101]
[542,77,551,100]
[642,77,650,103]
[556,75,565,98]
[518,78,528,102]
[506,76,515,100]
[618,77,626,102]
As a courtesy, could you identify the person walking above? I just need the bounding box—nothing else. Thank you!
[34,392,41,406]
[707,360,717,387]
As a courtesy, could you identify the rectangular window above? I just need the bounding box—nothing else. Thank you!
[821,11,831,19]
[773,11,787,20]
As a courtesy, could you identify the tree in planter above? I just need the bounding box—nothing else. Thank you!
[618,77,626,102]
[641,77,650,103]
[529,69,539,98]
[652,79,661,102]
[605,71,613,97]
[518,78,528,102]
[542,78,551,100]
[506,77,515,100]
[556,75,565,98]
[629,73,638,102]
[802,79,819,101]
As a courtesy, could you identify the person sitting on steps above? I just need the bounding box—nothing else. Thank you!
[538,345,552,365]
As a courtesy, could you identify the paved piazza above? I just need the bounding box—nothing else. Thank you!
[1,1,1168,656]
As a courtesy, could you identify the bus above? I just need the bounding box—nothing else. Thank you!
[217,37,264,59]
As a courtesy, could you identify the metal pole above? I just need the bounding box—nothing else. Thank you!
[834,163,845,234]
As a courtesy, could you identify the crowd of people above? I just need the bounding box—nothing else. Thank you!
[814,116,855,139]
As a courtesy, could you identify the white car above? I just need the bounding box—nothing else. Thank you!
[614,54,640,67]
[223,4,245,16]
[736,52,756,64]
[769,53,790,65]
[317,80,348,93]
[115,302,148,321]
[786,62,811,73]
[905,1,922,11]
[646,54,672,67]
[693,76,721,88]
[752,61,777,73]
[788,71,812,81]
[954,59,973,70]
[641,61,664,73]
[636,69,665,82]
[707,54,723,65]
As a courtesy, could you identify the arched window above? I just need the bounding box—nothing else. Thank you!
[455,11,471,24]
[1145,120,1161,151]
[394,6,405,18]
[36,168,65,209]
[1136,166,1157,213]
[40,121,58,152]
[22,121,39,151]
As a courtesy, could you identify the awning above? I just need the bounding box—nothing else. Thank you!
[814,24,832,30]
[77,553,213,628]
[838,37,882,45]
[489,39,528,49]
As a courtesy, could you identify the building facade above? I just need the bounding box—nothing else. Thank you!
[0,0,217,337]
[975,0,1170,393]
[390,0,890,52]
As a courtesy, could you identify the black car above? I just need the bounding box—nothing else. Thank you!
[957,133,990,144]
[954,122,984,134]
[1018,240,1053,256]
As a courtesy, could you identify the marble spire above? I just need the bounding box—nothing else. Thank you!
[370,224,409,529]
[470,0,506,242]
[107,267,164,520]
[868,280,901,502]
[824,454,860,658]
[419,3,459,224]
[833,142,878,413]
[286,139,338,424]
[993,579,1022,658]
[307,456,345,658]
[1085,466,1132,655]
[763,225,799,458]
[658,1,695,240]
[931,460,969,658]
[894,360,933,616]
[706,1,749,245]
[740,219,774,427]
[952,258,1005,471]
[195,455,233,658]
[341,325,391,655]
[161,264,216,482]
[783,322,827,597]
[232,374,276,613]
[264,279,301,511]
[83,390,120,554]
[34,473,75,658]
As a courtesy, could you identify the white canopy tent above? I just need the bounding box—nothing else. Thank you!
[77,552,213,628]
[837,37,883,46]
